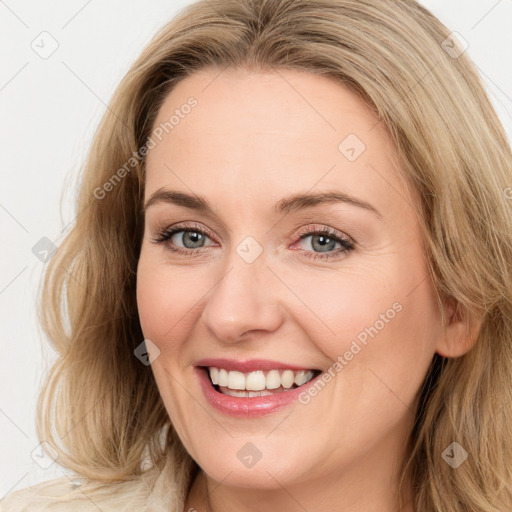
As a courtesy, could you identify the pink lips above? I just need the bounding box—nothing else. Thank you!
[195,358,316,372]
[194,359,322,418]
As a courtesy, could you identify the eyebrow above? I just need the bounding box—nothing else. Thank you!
[144,188,382,218]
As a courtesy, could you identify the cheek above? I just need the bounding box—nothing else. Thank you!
[282,267,402,355]
[136,255,196,348]
[136,250,225,364]
[288,260,441,384]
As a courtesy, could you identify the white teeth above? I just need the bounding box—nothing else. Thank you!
[207,367,316,392]
[228,371,246,390]
[294,370,308,386]
[218,368,228,387]
[224,389,274,398]
[281,370,295,389]
[245,371,266,391]
[210,367,219,385]
[266,369,281,389]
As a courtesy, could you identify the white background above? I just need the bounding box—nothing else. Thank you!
[1,0,511,498]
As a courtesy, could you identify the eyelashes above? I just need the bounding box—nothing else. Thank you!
[152,221,355,261]
[293,225,355,260]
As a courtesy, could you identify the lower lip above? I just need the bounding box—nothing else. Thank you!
[195,367,321,418]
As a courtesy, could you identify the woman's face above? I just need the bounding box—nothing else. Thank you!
[137,67,445,492]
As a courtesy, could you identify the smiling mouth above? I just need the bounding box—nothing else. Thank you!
[201,366,322,397]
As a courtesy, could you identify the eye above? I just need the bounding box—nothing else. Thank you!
[152,222,216,255]
[293,225,355,261]
[152,222,355,261]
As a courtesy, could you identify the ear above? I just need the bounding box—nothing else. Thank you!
[435,297,482,358]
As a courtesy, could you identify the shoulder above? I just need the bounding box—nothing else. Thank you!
[0,446,193,512]
[0,474,153,512]
[0,476,95,511]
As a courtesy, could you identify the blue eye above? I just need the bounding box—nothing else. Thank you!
[153,223,355,261]
[153,223,215,255]
[169,230,209,249]
[295,228,355,261]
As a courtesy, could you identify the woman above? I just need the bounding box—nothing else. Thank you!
[2,0,511,510]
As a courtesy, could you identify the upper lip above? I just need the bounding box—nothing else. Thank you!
[195,358,320,372]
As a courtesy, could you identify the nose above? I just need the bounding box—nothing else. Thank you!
[200,249,284,343]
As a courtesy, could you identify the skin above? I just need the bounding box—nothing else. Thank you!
[136,67,472,512]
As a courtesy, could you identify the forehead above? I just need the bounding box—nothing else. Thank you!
[144,67,408,218]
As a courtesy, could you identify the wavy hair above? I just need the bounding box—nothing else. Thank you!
[36,0,512,510]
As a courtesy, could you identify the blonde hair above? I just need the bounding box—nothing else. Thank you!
[36,0,512,510]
